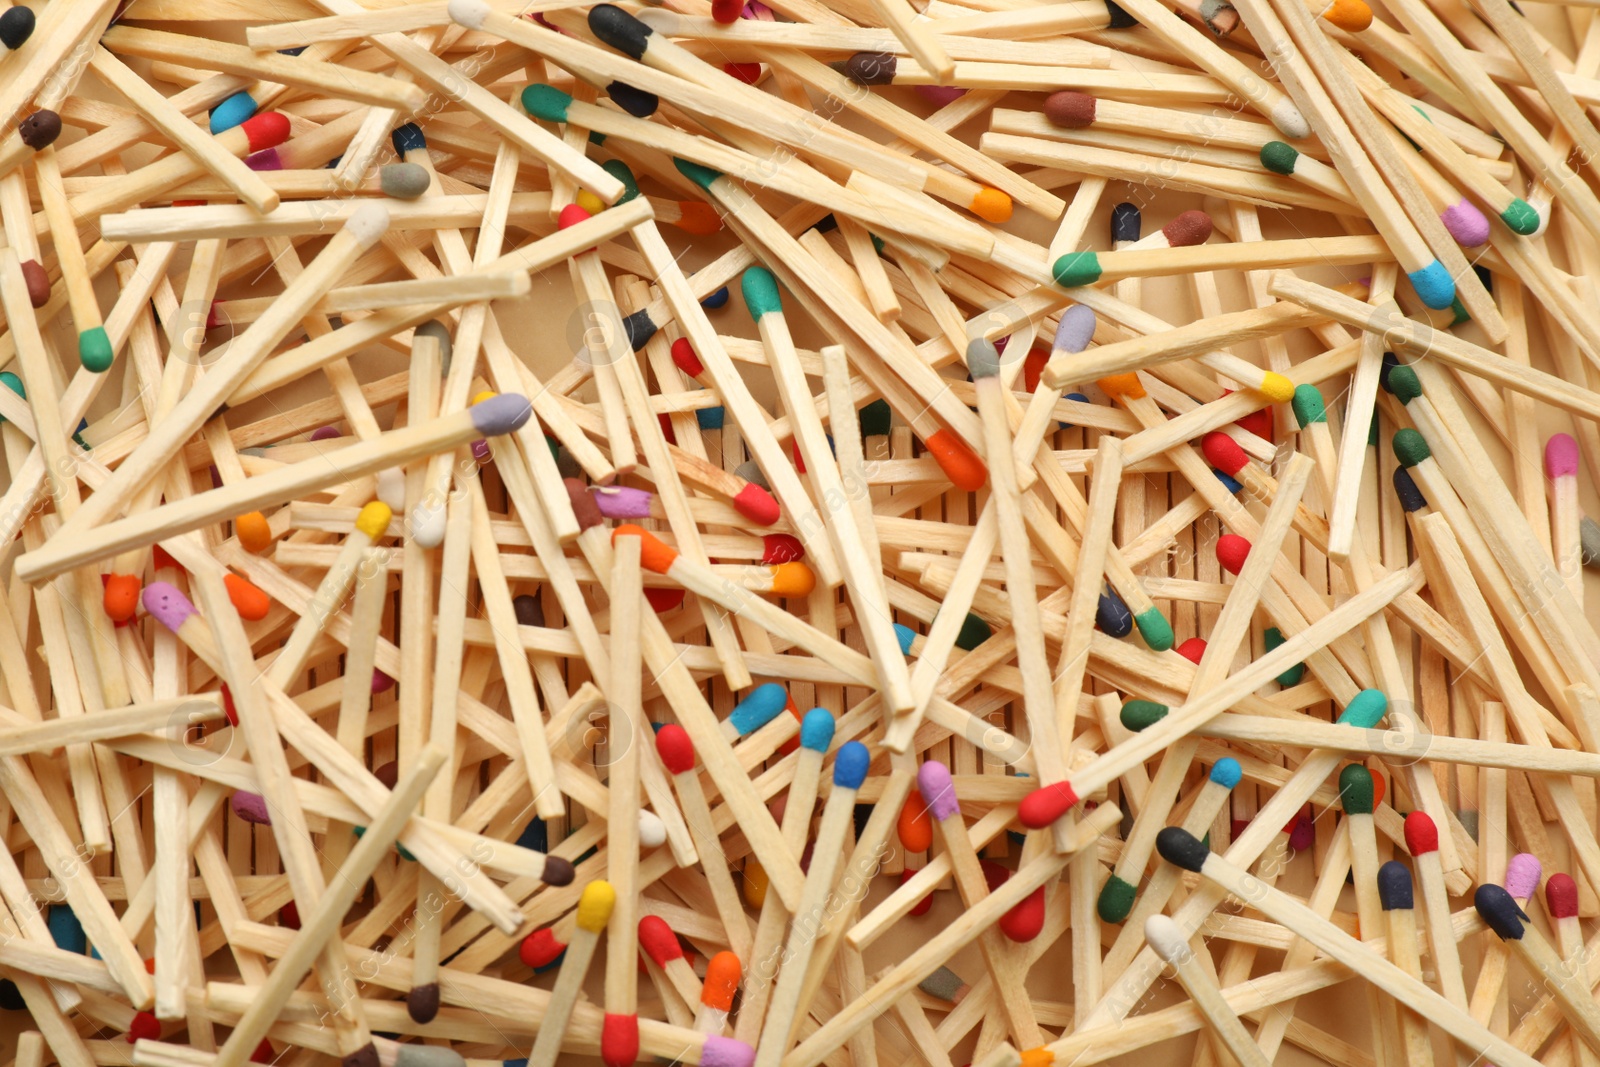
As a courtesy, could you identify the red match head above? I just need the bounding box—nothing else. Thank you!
[670,337,704,378]
[1403,811,1438,855]
[1215,534,1251,575]
[637,915,683,966]
[1201,432,1248,476]
[240,112,291,153]
[1547,873,1580,919]
[1176,637,1207,665]
[1161,210,1213,247]
[655,724,695,775]
[519,927,566,968]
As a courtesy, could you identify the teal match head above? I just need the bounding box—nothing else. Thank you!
[1259,141,1299,176]
[1392,428,1430,467]
[740,267,782,321]
[79,327,112,373]
[1338,763,1374,815]
[800,708,835,753]
[673,157,723,190]
[966,338,1001,379]
[1337,688,1388,728]
[1406,260,1455,310]
[520,84,572,123]
[1134,607,1173,651]
[1384,364,1422,404]
[1500,198,1541,236]
[833,740,870,789]
[1052,251,1103,289]
[1120,699,1169,732]
[728,683,788,735]
[893,623,917,655]
[1291,384,1326,427]
[1210,758,1242,789]
[1097,874,1136,923]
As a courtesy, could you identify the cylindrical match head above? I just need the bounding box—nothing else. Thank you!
[1475,883,1528,941]
[655,724,695,775]
[1403,811,1438,855]
[1338,764,1374,815]
[1110,202,1141,244]
[833,740,870,789]
[1042,90,1096,128]
[611,524,678,574]
[700,1036,756,1067]
[729,683,787,735]
[1143,914,1190,963]
[800,708,834,752]
[1155,827,1209,872]
[1546,433,1580,479]
[702,952,741,1009]
[1547,873,1580,919]
[142,582,198,634]
[916,761,958,821]
[589,4,653,58]
[1377,861,1413,910]
[576,881,616,933]
[1505,853,1543,900]
[600,1014,638,1067]
[469,393,533,436]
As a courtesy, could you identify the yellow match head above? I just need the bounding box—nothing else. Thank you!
[1258,372,1295,404]
[472,390,499,406]
[355,501,393,539]
[576,880,616,932]
[575,189,606,215]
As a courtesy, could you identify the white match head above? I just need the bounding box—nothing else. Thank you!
[376,468,406,511]
[639,810,666,848]
[447,0,493,29]
[1270,100,1311,140]
[1144,914,1191,964]
[410,500,447,548]
[345,202,391,250]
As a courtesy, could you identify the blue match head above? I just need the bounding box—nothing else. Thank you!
[800,708,835,752]
[1214,468,1243,494]
[833,740,870,788]
[1110,202,1141,244]
[210,92,258,134]
[1209,758,1242,789]
[696,406,725,430]
[469,393,533,435]
[48,904,85,954]
[1337,688,1388,728]
[701,286,730,310]
[893,623,917,655]
[392,123,427,155]
[1378,860,1413,911]
[1407,260,1455,310]
[1055,305,1096,355]
[729,683,788,735]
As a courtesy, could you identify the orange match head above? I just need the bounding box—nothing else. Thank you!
[1321,0,1373,30]
[223,573,271,621]
[701,951,741,1010]
[1096,372,1146,400]
[103,574,141,622]
[236,511,272,554]
[612,524,678,574]
[673,201,723,235]
[768,561,815,598]
[923,429,987,491]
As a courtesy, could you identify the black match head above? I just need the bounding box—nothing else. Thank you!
[589,4,652,59]
[622,308,657,351]
[0,6,35,51]
[1110,202,1142,244]
[1105,0,1138,27]
[341,1043,379,1067]
[1392,466,1425,513]
[541,855,576,886]
[1474,883,1528,941]
[17,110,60,151]
[606,81,658,117]
[1156,827,1208,872]
[1377,861,1413,911]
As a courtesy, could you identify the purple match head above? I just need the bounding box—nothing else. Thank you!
[591,485,653,519]
[372,669,394,694]
[1546,433,1579,479]
[142,582,198,633]
[309,425,341,442]
[1505,853,1542,900]
[245,149,283,172]
[1439,199,1490,248]
[916,761,958,821]
[699,1036,756,1067]
[469,393,533,436]
[230,791,271,825]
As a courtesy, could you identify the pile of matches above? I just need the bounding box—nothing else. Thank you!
[12,0,1600,1066]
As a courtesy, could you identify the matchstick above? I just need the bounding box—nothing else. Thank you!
[1144,915,1271,1067]
[527,882,615,1067]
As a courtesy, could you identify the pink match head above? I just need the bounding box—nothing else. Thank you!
[700,1036,756,1067]
[1161,210,1213,247]
[1546,433,1579,479]
[591,485,653,520]
[1403,811,1437,855]
[637,915,682,966]
[1547,874,1580,919]
[916,761,959,821]
[230,791,271,825]
[1506,853,1543,900]
[732,483,780,525]
[1440,199,1490,247]
[655,724,695,775]
[142,582,198,633]
[600,1013,638,1067]
[1201,432,1248,475]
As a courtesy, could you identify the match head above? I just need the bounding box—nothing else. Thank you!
[970,187,1013,224]
[608,80,660,117]
[354,501,393,540]
[1134,608,1174,651]
[1505,853,1543,900]
[563,479,604,530]
[729,683,788,735]
[1407,260,1456,310]
[575,881,617,933]
[19,259,47,306]
[611,524,678,574]
[1545,433,1580,479]
[1052,251,1102,289]
[1337,764,1374,815]
[1500,198,1542,235]
[0,5,34,50]
[1200,432,1248,475]
[833,740,871,789]
[1392,429,1430,467]
[740,267,783,321]
[1403,811,1438,855]
[469,393,532,436]
[447,0,493,29]
[760,533,804,564]
[1337,688,1388,728]
[240,112,292,154]
[1205,759,1241,791]
[1162,210,1212,247]
[1098,875,1136,923]
[520,84,572,123]
[17,110,60,151]
[1001,885,1046,942]
[407,983,440,1024]
[1291,385,1326,427]
[700,1037,756,1067]
[966,337,1001,379]
[1096,589,1133,637]
[1383,364,1422,405]
[1110,202,1141,244]
[637,915,683,966]
[1392,467,1426,512]
[800,708,835,752]
[1320,0,1373,30]
[1120,699,1168,732]
[1377,861,1413,910]
[1547,873,1580,919]
[1440,199,1490,248]
[380,162,429,200]
[540,856,575,886]
[1259,141,1299,176]
[1017,781,1079,828]
[839,51,897,86]
[1474,883,1528,941]
[767,561,814,597]
[669,338,704,378]
[1155,827,1209,872]
[410,501,446,547]
[893,622,917,655]
[230,791,271,825]
[142,582,199,634]
[591,485,652,520]
[655,724,695,775]
[923,428,987,491]
[731,482,781,525]
[1216,533,1250,575]
[79,327,113,373]
[1042,90,1096,128]
[223,573,270,621]
[210,92,258,134]
[702,952,741,1009]
[1584,516,1600,566]
[589,4,652,58]
[1177,637,1207,664]
[600,1014,638,1067]
[639,810,666,848]
[917,760,959,821]
[1143,915,1190,963]
[557,203,592,231]
[1054,304,1097,354]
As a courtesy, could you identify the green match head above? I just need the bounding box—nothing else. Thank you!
[1259,141,1299,176]
[1392,429,1430,467]
[859,398,891,437]
[955,612,991,651]
[601,159,639,203]
[673,157,723,190]
[1384,364,1422,404]
[1500,198,1541,235]
[1263,627,1304,686]
[78,327,112,373]
[1051,251,1103,289]
[520,84,572,123]
[1134,607,1173,651]
[1097,874,1137,923]
[1290,384,1326,427]
[1120,699,1169,732]
[1338,763,1374,815]
[740,267,783,322]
